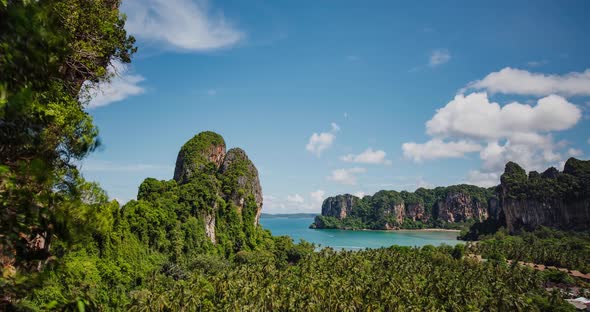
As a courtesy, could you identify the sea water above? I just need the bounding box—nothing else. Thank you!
[260,217,460,250]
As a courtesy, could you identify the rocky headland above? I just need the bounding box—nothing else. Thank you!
[312,158,590,234]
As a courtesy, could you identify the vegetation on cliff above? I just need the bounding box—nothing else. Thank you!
[313,185,495,230]
[460,159,590,275]
[0,2,582,310]
[500,160,588,202]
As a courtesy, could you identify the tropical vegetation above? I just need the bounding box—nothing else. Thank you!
[0,1,583,311]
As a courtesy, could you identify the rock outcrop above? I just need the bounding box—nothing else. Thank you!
[384,202,405,225]
[405,203,427,222]
[173,131,226,184]
[321,194,358,219]
[140,131,265,245]
[220,148,263,226]
[313,186,495,230]
[498,158,590,232]
[433,193,488,223]
[314,157,590,233]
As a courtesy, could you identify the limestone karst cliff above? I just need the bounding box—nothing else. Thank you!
[135,131,264,250]
[321,194,358,219]
[497,158,590,232]
[312,186,494,230]
[433,192,489,223]
[315,157,590,233]
[219,148,263,226]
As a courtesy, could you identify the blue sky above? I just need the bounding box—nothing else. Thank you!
[81,0,590,213]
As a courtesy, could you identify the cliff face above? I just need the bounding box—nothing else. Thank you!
[321,194,358,219]
[498,158,590,232]
[434,193,488,223]
[141,131,264,245]
[384,202,405,226]
[314,185,495,230]
[315,158,590,233]
[220,148,263,226]
[405,203,427,222]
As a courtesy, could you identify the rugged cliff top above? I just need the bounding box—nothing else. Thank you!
[173,131,226,183]
[500,157,590,201]
[132,131,265,252]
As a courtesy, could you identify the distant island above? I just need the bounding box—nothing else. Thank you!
[261,213,318,219]
[311,158,590,238]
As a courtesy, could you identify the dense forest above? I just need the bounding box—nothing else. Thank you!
[0,1,585,311]
[468,227,590,274]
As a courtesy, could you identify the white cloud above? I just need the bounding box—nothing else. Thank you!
[410,91,582,172]
[426,92,581,140]
[402,139,481,162]
[405,67,588,186]
[429,49,451,66]
[568,148,583,157]
[81,160,172,172]
[306,123,340,157]
[353,191,366,198]
[123,0,243,51]
[327,167,366,185]
[287,194,304,204]
[466,170,500,188]
[341,148,392,165]
[310,190,325,204]
[84,61,145,108]
[468,67,590,97]
[306,133,335,156]
[331,122,341,132]
[263,192,326,214]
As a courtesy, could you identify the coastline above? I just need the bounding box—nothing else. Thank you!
[311,226,461,233]
[395,228,461,233]
[364,228,461,233]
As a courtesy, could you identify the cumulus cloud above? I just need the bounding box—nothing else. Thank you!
[353,191,366,198]
[429,49,451,66]
[568,148,583,157]
[468,67,590,97]
[466,170,500,188]
[403,89,584,186]
[123,0,243,51]
[306,123,340,157]
[286,194,304,204]
[402,139,481,162]
[263,191,326,214]
[426,92,581,140]
[83,60,145,108]
[328,167,366,185]
[341,148,392,165]
[310,190,326,204]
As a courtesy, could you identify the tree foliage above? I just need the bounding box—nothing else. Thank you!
[0,0,135,307]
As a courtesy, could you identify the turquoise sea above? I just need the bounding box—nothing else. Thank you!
[260,216,460,250]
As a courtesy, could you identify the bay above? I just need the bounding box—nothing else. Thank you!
[260,216,460,250]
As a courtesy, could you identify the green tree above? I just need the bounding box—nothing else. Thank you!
[0,0,135,307]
